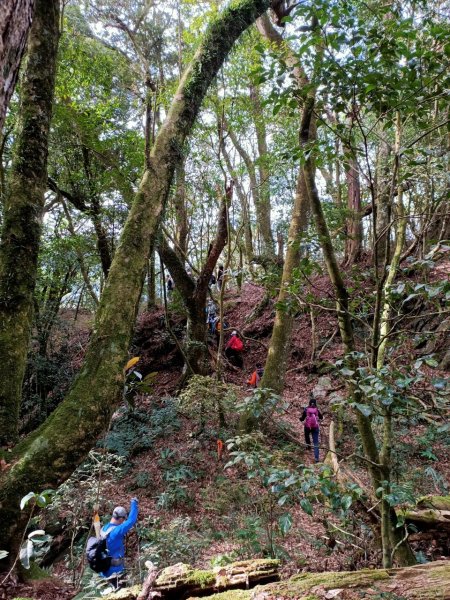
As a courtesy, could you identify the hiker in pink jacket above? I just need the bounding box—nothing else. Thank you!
[300,396,323,463]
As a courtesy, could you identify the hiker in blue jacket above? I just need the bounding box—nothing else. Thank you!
[300,396,323,463]
[100,497,139,589]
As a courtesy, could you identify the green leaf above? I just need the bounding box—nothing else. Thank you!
[355,403,372,417]
[300,498,313,515]
[424,356,438,368]
[341,495,352,511]
[278,513,293,535]
[20,492,36,510]
[340,368,355,376]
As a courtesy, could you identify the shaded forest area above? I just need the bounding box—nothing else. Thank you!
[0,0,449,599]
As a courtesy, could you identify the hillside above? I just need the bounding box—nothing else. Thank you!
[4,260,449,600]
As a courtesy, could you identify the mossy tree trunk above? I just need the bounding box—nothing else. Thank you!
[0,0,35,130]
[158,187,230,379]
[0,0,271,555]
[0,0,60,447]
[257,13,314,396]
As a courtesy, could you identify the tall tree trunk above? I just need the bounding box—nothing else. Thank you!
[256,12,314,396]
[147,241,156,310]
[260,105,314,394]
[249,81,275,260]
[374,139,392,273]
[0,0,35,130]
[0,0,60,446]
[0,0,270,554]
[219,133,254,264]
[173,160,189,261]
[81,145,112,277]
[343,153,362,266]
[224,119,274,265]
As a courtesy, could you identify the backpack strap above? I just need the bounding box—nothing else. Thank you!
[99,525,116,541]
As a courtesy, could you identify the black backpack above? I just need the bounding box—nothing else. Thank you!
[86,527,113,573]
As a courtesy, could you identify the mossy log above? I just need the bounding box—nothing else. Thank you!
[401,495,450,529]
[102,559,280,600]
[185,560,450,599]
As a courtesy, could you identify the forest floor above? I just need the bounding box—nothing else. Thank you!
[3,261,450,600]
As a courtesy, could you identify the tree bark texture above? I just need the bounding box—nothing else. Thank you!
[344,154,362,266]
[0,0,35,130]
[0,0,60,446]
[0,0,271,552]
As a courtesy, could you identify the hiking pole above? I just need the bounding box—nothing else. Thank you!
[135,526,143,583]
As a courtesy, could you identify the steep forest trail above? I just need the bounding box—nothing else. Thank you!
[3,262,449,600]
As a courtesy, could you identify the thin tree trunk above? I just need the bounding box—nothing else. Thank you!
[0,0,35,130]
[249,81,275,259]
[220,133,253,263]
[0,0,270,553]
[0,0,60,446]
[173,160,189,260]
[147,241,156,310]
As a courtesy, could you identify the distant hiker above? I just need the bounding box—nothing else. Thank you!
[217,264,224,290]
[225,330,244,368]
[166,275,174,300]
[209,273,216,287]
[247,363,264,388]
[300,396,323,463]
[98,498,139,590]
[206,299,217,334]
[215,318,229,338]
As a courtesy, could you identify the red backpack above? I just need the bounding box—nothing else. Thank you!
[305,407,319,429]
[230,336,244,352]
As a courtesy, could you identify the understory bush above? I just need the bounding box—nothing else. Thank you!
[178,375,238,428]
[101,398,180,458]
[138,516,208,567]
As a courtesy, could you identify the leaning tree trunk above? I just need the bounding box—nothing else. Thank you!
[0,0,271,555]
[0,0,60,447]
[0,0,35,130]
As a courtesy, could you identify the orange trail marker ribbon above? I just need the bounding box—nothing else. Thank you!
[217,439,224,461]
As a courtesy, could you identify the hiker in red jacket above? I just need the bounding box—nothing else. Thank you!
[225,330,244,368]
[300,395,323,463]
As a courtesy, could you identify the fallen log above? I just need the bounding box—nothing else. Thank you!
[401,495,450,529]
[102,559,280,600]
[188,559,450,599]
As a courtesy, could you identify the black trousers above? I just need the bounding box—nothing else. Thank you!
[225,347,243,368]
